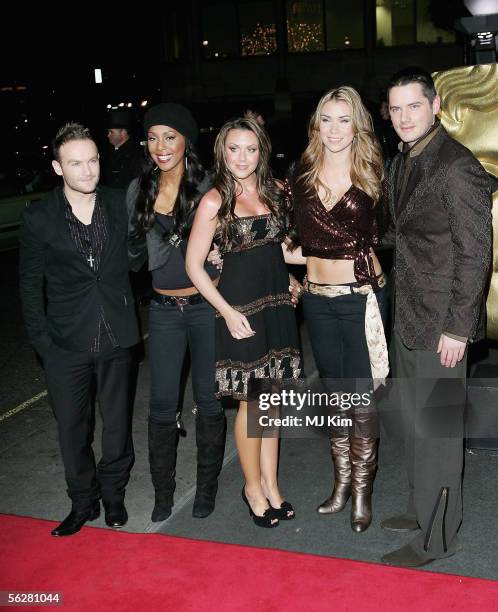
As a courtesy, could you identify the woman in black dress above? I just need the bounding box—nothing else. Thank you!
[186,116,305,527]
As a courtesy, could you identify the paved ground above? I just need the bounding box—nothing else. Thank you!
[1,249,498,581]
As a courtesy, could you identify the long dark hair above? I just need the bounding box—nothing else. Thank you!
[133,141,207,241]
[213,116,289,249]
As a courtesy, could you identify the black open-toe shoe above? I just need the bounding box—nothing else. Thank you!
[241,487,279,528]
[270,500,295,520]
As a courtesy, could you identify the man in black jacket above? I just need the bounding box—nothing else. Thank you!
[19,123,140,536]
[101,110,144,189]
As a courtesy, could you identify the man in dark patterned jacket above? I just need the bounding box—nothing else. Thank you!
[380,67,492,568]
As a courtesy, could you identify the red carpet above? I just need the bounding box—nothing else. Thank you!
[1,514,497,611]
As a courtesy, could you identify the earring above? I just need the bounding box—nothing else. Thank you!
[185,156,188,170]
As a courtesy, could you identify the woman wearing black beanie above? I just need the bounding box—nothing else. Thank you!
[127,103,226,522]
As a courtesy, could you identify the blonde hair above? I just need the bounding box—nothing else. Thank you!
[300,86,384,203]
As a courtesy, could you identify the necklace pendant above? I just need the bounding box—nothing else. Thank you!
[323,194,337,212]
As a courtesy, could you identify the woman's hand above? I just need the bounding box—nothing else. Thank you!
[207,244,223,271]
[282,240,307,265]
[223,307,255,340]
[289,273,303,306]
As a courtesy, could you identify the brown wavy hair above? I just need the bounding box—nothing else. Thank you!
[213,116,289,249]
[300,86,384,203]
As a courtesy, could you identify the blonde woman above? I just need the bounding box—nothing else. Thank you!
[287,86,388,532]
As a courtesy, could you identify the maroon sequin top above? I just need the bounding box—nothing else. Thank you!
[287,164,383,290]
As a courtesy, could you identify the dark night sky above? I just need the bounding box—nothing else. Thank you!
[1,9,165,81]
[3,20,158,79]
[1,15,163,175]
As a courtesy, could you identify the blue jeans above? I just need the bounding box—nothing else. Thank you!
[148,299,222,424]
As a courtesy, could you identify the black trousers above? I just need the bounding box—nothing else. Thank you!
[148,299,222,424]
[392,330,465,558]
[43,336,134,510]
[302,287,387,436]
[302,286,387,381]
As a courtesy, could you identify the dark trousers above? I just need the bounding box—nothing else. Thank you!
[302,287,387,381]
[392,330,465,558]
[44,336,134,510]
[148,299,222,425]
[302,287,387,436]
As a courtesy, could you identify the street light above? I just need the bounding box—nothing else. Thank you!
[464,0,498,15]
[456,1,498,64]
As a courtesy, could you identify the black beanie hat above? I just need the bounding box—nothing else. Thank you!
[143,103,198,144]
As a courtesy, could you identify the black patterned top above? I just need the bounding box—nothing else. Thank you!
[219,213,286,254]
[64,193,116,351]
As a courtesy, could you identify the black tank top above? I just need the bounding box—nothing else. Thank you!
[151,213,219,290]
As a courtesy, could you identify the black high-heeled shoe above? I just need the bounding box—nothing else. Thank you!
[241,487,279,528]
[269,500,295,521]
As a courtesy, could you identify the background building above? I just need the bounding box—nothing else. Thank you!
[158,0,471,161]
[0,1,474,196]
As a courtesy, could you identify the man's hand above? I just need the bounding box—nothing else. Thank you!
[437,334,466,368]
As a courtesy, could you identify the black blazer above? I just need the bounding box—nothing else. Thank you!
[385,127,492,350]
[19,186,140,355]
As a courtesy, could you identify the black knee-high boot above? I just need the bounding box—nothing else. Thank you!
[148,420,179,522]
[193,412,227,518]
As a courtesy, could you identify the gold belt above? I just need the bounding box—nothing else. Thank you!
[303,274,389,385]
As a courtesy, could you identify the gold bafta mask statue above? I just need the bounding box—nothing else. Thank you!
[433,64,498,340]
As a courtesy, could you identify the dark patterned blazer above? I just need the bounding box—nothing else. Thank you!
[384,126,492,350]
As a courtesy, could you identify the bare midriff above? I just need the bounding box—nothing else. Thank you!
[154,277,219,296]
[307,251,382,285]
